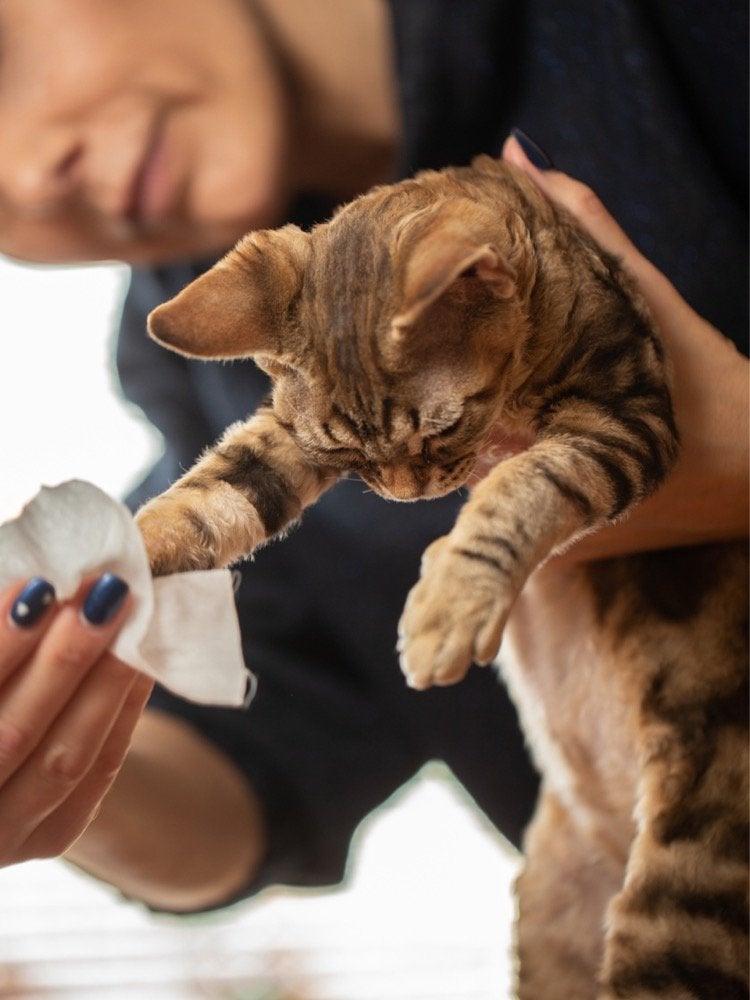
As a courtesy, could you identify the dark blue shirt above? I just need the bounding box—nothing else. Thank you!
[116,0,747,904]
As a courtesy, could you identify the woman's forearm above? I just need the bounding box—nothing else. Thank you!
[65,710,266,913]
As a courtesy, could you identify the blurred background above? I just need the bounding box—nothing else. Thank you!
[0,257,520,999]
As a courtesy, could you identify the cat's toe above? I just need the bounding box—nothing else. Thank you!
[398,625,474,689]
[473,605,509,665]
[397,632,434,689]
[398,603,508,689]
[401,662,434,691]
[429,628,476,685]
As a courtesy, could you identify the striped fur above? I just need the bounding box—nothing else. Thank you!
[508,544,748,999]
[135,155,747,996]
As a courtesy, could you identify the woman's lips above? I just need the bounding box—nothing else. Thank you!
[125,122,176,226]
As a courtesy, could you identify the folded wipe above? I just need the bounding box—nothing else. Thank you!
[0,480,255,707]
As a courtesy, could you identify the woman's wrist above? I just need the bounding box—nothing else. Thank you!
[66,710,267,912]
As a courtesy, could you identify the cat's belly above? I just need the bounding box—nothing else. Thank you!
[500,562,639,862]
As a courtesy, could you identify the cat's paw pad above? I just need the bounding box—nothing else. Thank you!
[396,537,512,689]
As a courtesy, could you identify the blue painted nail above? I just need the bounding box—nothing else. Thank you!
[511,127,555,170]
[82,574,129,626]
[10,577,56,628]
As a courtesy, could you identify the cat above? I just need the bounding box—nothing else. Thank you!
[135,155,749,999]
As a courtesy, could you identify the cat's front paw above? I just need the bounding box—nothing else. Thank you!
[397,535,513,690]
[136,499,219,577]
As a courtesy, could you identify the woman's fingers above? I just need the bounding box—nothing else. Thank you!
[13,672,153,863]
[502,131,643,262]
[501,131,704,330]
[0,578,58,681]
[0,575,130,787]
[502,131,745,366]
[0,574,150,867]
[0,652,142,861]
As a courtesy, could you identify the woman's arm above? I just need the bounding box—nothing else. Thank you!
[65,709,267,913]
[502,133,749,562]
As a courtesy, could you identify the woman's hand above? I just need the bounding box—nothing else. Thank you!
[0,575,152,866]
[0,573,265,911]
[499,131,749,562]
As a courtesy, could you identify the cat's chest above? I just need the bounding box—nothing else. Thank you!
[501,563,640,858]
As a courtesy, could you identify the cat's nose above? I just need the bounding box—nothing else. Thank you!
[377,464,423,501]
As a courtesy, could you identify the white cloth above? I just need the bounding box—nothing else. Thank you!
[0,480,255,707]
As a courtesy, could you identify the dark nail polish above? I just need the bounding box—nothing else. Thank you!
[10,577,56,628]
[82,573,129,626]
[243,672,259,709]
[511,127,555,170]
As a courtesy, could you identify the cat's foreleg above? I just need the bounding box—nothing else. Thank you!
[397,434,637,690]
[136,407,337,575]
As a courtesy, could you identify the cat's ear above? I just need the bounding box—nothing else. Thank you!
[147,225,310,359]
[391,202,517,334]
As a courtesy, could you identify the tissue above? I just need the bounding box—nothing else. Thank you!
[0,480,255,707]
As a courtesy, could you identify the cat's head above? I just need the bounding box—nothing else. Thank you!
[148,161,532,500]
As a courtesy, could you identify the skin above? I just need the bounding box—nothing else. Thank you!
[0,1,746,911]
[0,0,397,264]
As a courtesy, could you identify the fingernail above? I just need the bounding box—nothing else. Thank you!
[242,671,259,709]
[10,577,56,628]
[510,127,555,170]
[82,573,129,626]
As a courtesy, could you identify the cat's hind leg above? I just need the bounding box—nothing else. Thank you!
[515,787,623,1000]
[598,690,749,1000]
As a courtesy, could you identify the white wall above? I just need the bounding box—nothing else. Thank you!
[0,258,159,521]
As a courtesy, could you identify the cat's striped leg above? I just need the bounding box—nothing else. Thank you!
[136,407,336,575]
[516,787,623,1000]
[398,434,632,689]
[598,692,749,998]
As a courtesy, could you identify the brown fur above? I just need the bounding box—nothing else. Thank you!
[135,156,748,998]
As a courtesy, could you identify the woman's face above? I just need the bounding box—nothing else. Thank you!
[0,0,291,263]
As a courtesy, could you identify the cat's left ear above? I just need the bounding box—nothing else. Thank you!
[147,225,310,359]
[392,203,517,333]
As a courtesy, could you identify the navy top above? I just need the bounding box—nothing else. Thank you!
[116,0,747,906]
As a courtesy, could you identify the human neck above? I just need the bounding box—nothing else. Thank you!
[252,0,400,199]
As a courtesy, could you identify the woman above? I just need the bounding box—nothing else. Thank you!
[0,0,746,914]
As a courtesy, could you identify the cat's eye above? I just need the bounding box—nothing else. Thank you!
[307,440,369,471]
[434,417,463,438]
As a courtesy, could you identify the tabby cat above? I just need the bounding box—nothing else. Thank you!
[136,155,749,999]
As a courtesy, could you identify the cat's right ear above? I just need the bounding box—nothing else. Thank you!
[147,225,310,360]
[390,199,518,336]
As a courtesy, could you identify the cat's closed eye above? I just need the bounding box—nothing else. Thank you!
[431,416,463,438]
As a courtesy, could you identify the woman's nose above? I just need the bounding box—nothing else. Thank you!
[2,135,85,215]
